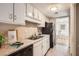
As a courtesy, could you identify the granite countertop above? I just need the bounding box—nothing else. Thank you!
[0,39,34,56]
[0,34,49,56]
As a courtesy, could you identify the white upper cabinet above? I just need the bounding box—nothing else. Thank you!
[13,3,26,25]
[25,4,41,24]
[0,3,48,25]
[38,14,45,27]
[34,8,39,20]
[0,3,26,25]
[0,3,13,23]
[34,7,42,21]
[38,11,42,21]
[26,4,33,18]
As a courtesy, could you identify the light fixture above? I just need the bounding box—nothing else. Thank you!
[50,7,57,12]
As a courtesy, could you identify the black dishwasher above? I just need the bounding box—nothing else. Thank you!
[9,44,33,56]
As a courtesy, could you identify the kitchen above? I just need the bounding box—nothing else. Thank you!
[0,3,75,56]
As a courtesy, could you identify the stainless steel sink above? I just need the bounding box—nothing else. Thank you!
[28,36,43,40]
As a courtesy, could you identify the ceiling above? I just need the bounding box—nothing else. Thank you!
[32,3,70,18]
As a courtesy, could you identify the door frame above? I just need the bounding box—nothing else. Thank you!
[69,3,76,56]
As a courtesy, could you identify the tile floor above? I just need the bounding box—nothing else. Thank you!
[46,37,69,56]
[46,44,69,56]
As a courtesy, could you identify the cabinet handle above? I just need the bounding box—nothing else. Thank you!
[9,14,13,19]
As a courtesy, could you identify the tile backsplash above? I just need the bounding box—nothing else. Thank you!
[16,27,38,41]
[0,22,38,41]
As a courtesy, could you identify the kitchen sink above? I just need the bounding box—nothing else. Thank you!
[28,36,43,40]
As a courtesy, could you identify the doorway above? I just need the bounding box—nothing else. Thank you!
[56,17,69,46]
[55,17,70,55]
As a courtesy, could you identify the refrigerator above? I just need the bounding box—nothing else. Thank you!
[42,22,53,48]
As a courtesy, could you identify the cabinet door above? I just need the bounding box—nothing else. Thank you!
[33,45,42,56]
[34,8,39,20]
[38,11,42,21]
[13,3,26,25]
[42,38,47,55]
[26,4,33,18]
[46,39,49,50]
[45,35,50,51]
[0,3,13,23]
[38,14,45,27]
[33,40,43,56]
[42,35,50,55]
[42,15,45,27]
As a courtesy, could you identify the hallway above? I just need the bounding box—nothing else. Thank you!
[46,16,70,56]
[46,44,69,56]
[46,36,69,56]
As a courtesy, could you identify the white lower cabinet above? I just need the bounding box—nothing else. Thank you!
[33,40,43,56]
[42,35,50,55]
[33,35,50,56]
[42,38,47,55]
[46,35,50,52]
